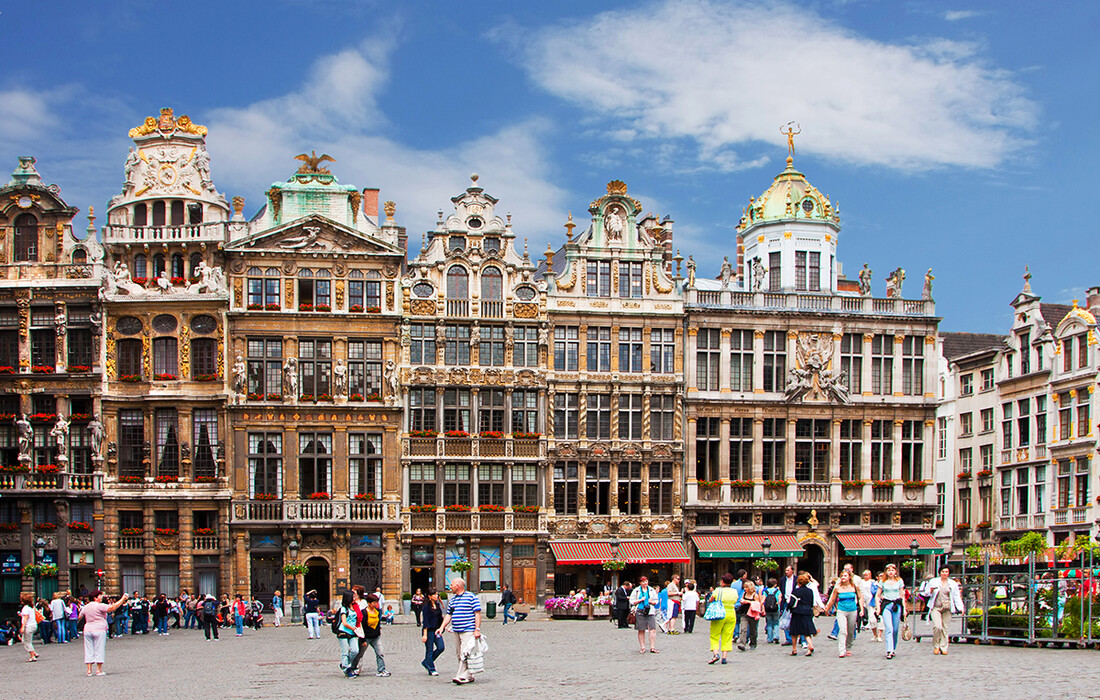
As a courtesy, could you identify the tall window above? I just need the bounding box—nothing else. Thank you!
[511,390,539,434]
[619,262,643,298]
[443,388,471,433]
[960,373,973,396]
[514,326,539,367]
[410,324,436,365]
[1000,470,1012,517]
[980,368,994,391]
[0,309,17,368]
[348,340,382,398]
[650,395,675,441]
[553,326,578,371]
[249,432,281,497]
[1079,334,1089,369]
[980,408,994,434]
[14,214,37,262]
[1076,456,1090,507]
[479,389,505,433]
[1018,331,1031,375]
[133,253,147,278]
[298,339,332,397]
[1058,392,1071,440]
[1077,390,1090,439]
[67,306,94,369]
[960,413,973,436]
[155,409,179,477]
[191,338,217,379]
[443,464,471,506]
[695,417,721,482]
[348,270,364,311]
[871,335,893,395]
[480,267,503,311]
[298,432,332,495]
[794,419,829,482]
[118,409,144,477]
[729,418,751,481]
[650,328,675,374]
[696,329,720,390]
[587,393,611,440]
[447,266,468,299]
[795,251,807,291]
[870,420,892,481]
[1033,465,1046,513]
[840,333,862,395]
[554,393,578,439]
[901,336,924,395]
[762,418,785,481]
[980,444,993,471]
[553,462,579,514]
[247,339,282,398]
[1063,337,1075,373]
[30,308,55,369]
[1017,398,1031,446]
[768,252,781,292]
[69,422,92,474]
[1035,396,1047,444]
[365,275,382,311]
[959,448,973,472]
[900,420,923,482]
[585,462,611,514]
[618,394,643,441]
[118,339,142,378]
[153,337,178,378]
[839,419,862,481]
[247,268,264,307]
[618,328,644,373]
[808,251,821,291]
[649,462,674,514]
[937,417,947,459]
[618,462,642,514]
[479,326,505,367]
[297,269,331,309]
[349,433,382,498]
[587,327,611,372]
[409,464,436,506]
[444,325,471,365]
[1004,401,1016,447]
[729,330,753,392]
[478,464,505,506]
[409,388,436,432]
[586,261,611,297]
[762,331,786,392]
[192,409,218,479]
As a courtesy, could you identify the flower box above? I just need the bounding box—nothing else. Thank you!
[365,306,382,313]
[445,430,470,438]
[69,413,91,422]
[976,469,993,479]
[601,559,626,571]
[307,492,330,500]
[977,521,992,529]
[512,505,538,513]
[120,527,143,536]
[935,520,944,527]
[317,393,333,402]
[36,464,60,474]
[842,480,867,488]
[193,374,219,382]
[33,522,57,531]
[697,479,721,489]
[478,504,505,512]
[0,464,29,473]
[29,413,56,422]
[67,365,91,373]
[354,493,376,501]
[132,277,148,286]
[265,303,281,311]
[32,365,54,374]
[248,392,265,401]
[450,559,473,573]
[872,480,895,489]
[154,475,179,483]
[409,430,438,438]
[68,521,92,531]
[956,471,972,481]
[513,432,541,440]
[445,504,471,512]
[956,522,971,530]
[729,480,755,488]
[479,431,504,440]
[267,393,282,401]
[349,304,364,313]
[298,303,314,312]
[314,304,331,312]
[118,475,144,484]
[0,366,14,374]
[253,493,278,500]
[248,303,264,310]
[764,480,789,489]
[155,527,178,536]
[349,393,364,401]
[0,523,18,531]
[903,480,928,489]
[409,504,436,513]
[283,563,309,576]
[155,373,178,381]
[119,374,142,382]
[194,527,216,536]
[195,475,217,483]
[366,393,382,402]
[299,394,315,402]
[170,277,185,285]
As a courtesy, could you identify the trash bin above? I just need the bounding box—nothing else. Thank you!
[485,601,496,619]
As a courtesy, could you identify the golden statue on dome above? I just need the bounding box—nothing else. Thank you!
[781,121,801,159]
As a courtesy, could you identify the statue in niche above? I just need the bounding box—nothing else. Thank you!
[384,360,399,404]
[51,414,70,459]
[283,358,298,397]
[333,359,348,396]
[605,205,625,242]
[16,414,32,463]
[232,354,247,396]
[87,416,106,461]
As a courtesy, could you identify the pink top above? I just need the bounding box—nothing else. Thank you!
[81,601,109,635]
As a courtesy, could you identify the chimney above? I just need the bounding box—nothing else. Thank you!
[362,188,379,218]
[1087,287,1100,314]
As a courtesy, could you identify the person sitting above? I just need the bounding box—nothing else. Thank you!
[382,605,395,625]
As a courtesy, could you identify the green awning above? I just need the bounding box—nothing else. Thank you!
[836,533,943,556]
[692,535,802,559]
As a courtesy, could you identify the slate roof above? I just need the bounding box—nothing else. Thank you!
[941,332,1005,360]
[1040,303,1072,327]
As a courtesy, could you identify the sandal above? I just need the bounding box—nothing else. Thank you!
[790,650,797,656]
[708,655,720,664]
[649,649,660,653]
[806,650,814,656]
[639,649,647,654]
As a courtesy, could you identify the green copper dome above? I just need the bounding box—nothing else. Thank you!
[737,156,840,233]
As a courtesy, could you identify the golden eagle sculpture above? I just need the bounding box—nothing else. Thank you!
[295,151,335,175]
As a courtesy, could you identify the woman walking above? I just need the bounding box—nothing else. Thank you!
[630,576,660,654]
[336,591,361,675]
[271,590,284,627]
[824,570,863,657]
[420,587,445,675]
[304,590,322,639]
[787,573,817,656]
[736,580,763,651]
[411,588,425,627]
[706,573,740,665]
[78,591,129,676]
[877,563,905,659]
[19,592,38,661]
[924,566,964,656]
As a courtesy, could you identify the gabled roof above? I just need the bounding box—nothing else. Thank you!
[941,332,1004,361]
[1040,303,1072,328]
[225,213,402,256]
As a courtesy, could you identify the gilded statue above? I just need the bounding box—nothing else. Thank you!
[295,151,335,175]
[781,121,801,158]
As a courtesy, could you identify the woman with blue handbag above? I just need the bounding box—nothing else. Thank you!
[706,573,740,665]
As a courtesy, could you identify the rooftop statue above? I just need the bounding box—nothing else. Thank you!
[295,151,335,175]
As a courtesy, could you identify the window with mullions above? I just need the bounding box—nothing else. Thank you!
[696,328,720,390]
[191,338,216,378]
[795,419,829,482]
[1035,396,1047,444]
[586,462,611,515]
[33,424,51,466]
[410,324,436,365]
[554,393,578,439]
[839,419,861,481]
[298,339,332,397]
[762,418,786,481]
[587,327,611,372]
[153,337,177,377]
[298,432,332,495]
[695,416,721,482]
[443,388,471,433]
[649,462,674,514]
[901,336,924,395]
[478,464,505,506]
[1077,391,1090,439]
[618,328,644,373]
[808,252,821,291]
[192,409,218,479]
[479,326,505,367]
[795,251,807,291]
[871,335,893,395]
[0,323,17,368]
[69,423,92,474]
[768,251,781,292]
[511,464,539,508]
[444,325,471,365]
[554,326,578,371]
[618,462,643,514]
[586,260,611,297]
[729,330,753,391]
[650,328,675,374]
[30,308,55,369]
[618,394,643,441]
[443,464,471,506]
[409,388,437,432]
[1017,398,1031,446]
[762,331,786,392]
[553,461,578,514]
[118,409,145,477]
[155,409,179,477]
[349,433,382,498]
[511,390,539,434]
[249,432,282,498]
[67,307,94,368]
[514,326,538,367]
[409,464,436,506]
[1006,401,1017,447]
[118,339,142,378]
[297,270,331,309]
[619,262,644,298]
[247,339,282,397]
[650,394,674,441]
[365,279,381,311]
[728,418,751,481]
[840,334,862,395]
[348,270,364,311]
[478,389,505,433]
[586,393,611,440]
[348,340,382,397]
[14,213,38,261]
[446,266,468,299]
[900,420,923,482]
[870,419,892,481]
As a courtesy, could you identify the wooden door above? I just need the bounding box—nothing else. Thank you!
[514,567,536,604]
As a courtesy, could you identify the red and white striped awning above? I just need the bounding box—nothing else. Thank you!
[549,540,690,565]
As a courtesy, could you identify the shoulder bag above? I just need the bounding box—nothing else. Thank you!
[702,590,726,621]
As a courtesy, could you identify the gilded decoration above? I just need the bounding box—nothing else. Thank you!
[556,263,577,291]
[651,265,672,293]
[295,151,335,175]
[105,331,116,378]
[233,279,243,307]
[179,322,190,379]
[266,187,283,220]
[348,190,361,224]
[217,338,225,378]
[410,299,436,316]
[142,334,151,377]
[335,280,344,308]
[513,302,538,319]
[128,108,208,138]
[285,283,295,308]
[386,282,394,310]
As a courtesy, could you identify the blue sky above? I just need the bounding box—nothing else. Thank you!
[2,0,1095,332]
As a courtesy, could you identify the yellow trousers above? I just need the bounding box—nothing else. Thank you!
[709,616,737,652]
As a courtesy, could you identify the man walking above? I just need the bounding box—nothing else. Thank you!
[500,584,517,625]
[439,577,482,685]
[666,575,682,634]
[780,565,797,645]
[614,581,632,629]
[201,595,220,640]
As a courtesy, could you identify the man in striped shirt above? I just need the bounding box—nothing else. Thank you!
[439,577,482,685]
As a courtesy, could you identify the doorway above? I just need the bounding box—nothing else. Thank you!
[800,543,825,583]
[303,557,330,608]
[512,567,536,605]
[250,554,283,609]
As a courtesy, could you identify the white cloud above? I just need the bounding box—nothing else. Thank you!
[511,0,1037,171]
[944,10,985,21]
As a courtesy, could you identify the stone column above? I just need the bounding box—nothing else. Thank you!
[753,330,765,392]
[718,418,731,483]
[284,426,299,499]
[719,329,731,391]
[233,531,248,597]
[178,502,193,594]
[892,420,904,484]
[471,463,480,509]
[501,538,513,595]
[892,334,904,397]
[142,502,156,596]
[434,536,447,590]
[686,328,698,391]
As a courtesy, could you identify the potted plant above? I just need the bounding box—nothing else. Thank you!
[349,304,364,313]
[31,365,54,374]
[195,475,218,483]
[977,520,992,529]
[0,366,14,374]
[601,559,625,571]
[976,469,993,479]
[68,521,92,531]
[0,464,30,473]
[307,492,331,500]
[353,493,376,501]
[154,373,179,381]
[903,480,927,489]
[118,475,144,484]
[445,430,470,438]
[283,562,308,576]
[956,522,971,530]
[0,523,19,532]
[154,474,179,483]
[366,393,383,402]
[298,303,314,312]
[409,430,438,438]
[67,365,91,373]
[756,558,780,572]
[36,464,60,474]
[402,592,413,615]
[33,522,57,531]
[253,493,278,501]
[478,504,505,512]
[513,432,540,440]
[247,303,263,310]
[409,504,436,513]
[872,480,895,489]
[513,505,538,513]
[119,374,142,382]
[450,559,473,573]
[314,304,331,312]
[349,393,365,401]
[842,479,866,489]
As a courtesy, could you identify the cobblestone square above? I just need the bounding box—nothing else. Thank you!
[2,614,1097,699]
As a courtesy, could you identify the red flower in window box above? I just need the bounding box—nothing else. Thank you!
[266,393,282,401]
[365,393,382,402]
[409,504,436,513]
[0,523,19,531]
[32,365,54,374]
[247,303,263,310]
[445,504,471,512]
[0,413,15,422]
[29,413,57,422]
[247,392,264,401]
[0,464,29,473]
[956,522,971,530]
[903,480,928,489]
[132,277,148,286]
[956,471,972,481]
[36,464,60,474]
[265,303,281,311]
[119,527,143,536]
[68,521,92,531]
[119,374,142,382]
[872,480,895,489]
[445,430,469,438]
[299,394,315,402]
[154,475,179,483]
[354,493,376,501]
[366,306,381,313]
[155,527,178,536]
[298,303,314,312]
[479,431,504,440]
[697,479,721,489]
[118,475,144,484]
[33,522,58,531]
[976,469,993,479]
[478,504,505,512]
[409,430,438,438]
[729,480,755,488]
[307,492,330,500]
[317,393,333,402]
[194,527,216,536]
[842,480,867,488]
[69,413,91,422]
[349,393,365,401]
[513,432,541,440]
[193,374,219,382]
[195,475,217,483]
[314,304,331,312]
[977,521,992,529]
[66,365,91,373]
[170,276,185,285]
[189,275,201,284]
[253,493,277,500]
[349,304,364,313]
[154,373,178,381]
[512,505,538,513]
[764,480,789,489]
[0,366,15,374]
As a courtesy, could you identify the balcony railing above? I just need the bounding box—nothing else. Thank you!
[232,499,398,524]
[1071,507,1089,524]
[446,299,469,317]
[1054,509,1068,525]
[872,486,894,503]
[444,439,472,457]
[405,510,545,533]
[402,436,545,459]
[686,289,936,316]
[0,471,103,492]
[513,440,540,458]
[481,300,504,318]
[192,535,219,551]
[729,486,753,503]
[796,483,830,503]
[119,536,143,550]
[103,222,230,243]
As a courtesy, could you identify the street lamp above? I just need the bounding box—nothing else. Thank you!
[761,537,771,577]
[288,539,301,623]
[609,538,621,589]
[34,537,46,599]
[910,538,920,637]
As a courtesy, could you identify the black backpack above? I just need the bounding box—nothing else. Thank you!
[764,589,779,613]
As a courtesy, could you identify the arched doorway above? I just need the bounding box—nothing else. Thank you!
[800,542,825,583]
[303,557,330,608]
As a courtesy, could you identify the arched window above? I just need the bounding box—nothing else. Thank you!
[13,213,37,262]
[170,200,184,226]
[171,254,184,279]
[133,203,148,227]
[153,254,166,277]
[247,267,264,308]
[72,248,87,265]
[446,266,469,299]
[133,254,148,279]
[481,267,503,300]
[189,253,203,278]
[152,201,166,227]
